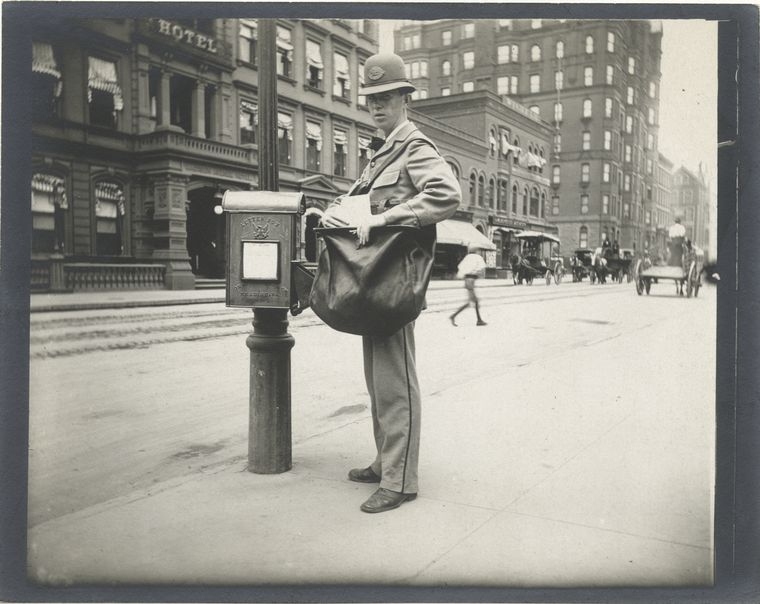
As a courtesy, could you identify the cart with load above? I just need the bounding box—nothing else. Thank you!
[633,245,704,297]
[511,231,564,286]
[570,248,596,283]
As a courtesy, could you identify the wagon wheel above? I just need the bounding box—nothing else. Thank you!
[626,268,632,283]
[686,262,697,298]
[634,259,644,295]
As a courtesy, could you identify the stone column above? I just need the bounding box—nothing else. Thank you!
[192,80,206,138]
[159,70,172,127]
[151,174,194,289]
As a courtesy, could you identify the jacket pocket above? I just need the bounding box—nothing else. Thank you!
[372,169,400,189]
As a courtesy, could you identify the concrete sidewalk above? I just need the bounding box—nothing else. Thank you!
[29,278,514,313]
[27,292,714,588]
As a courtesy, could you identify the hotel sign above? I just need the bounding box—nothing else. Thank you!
[152,19,218,54]
[489,215,526,229]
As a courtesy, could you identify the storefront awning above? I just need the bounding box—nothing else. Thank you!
[515,230,561,244]
[437,219,496,250]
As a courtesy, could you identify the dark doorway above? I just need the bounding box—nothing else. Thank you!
[304,213,321,261]
[187,187,225,278]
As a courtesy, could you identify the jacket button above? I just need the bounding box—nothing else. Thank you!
[370,161,375,167]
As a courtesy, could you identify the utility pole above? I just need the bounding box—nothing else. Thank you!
[246,19,294,474]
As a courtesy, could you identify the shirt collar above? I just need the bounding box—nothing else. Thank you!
[383,119,411,146]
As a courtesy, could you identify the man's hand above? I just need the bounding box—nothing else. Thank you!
[355,214,387,247]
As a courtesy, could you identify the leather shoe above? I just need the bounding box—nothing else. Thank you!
[360,488,417,513]
[348,466,381,483]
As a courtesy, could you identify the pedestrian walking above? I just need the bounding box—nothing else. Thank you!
[449,245,487,327]
[320,52,461,513]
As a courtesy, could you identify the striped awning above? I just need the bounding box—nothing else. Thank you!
[358,134,372,150]
[88,57,124,111]
[333,129,348,146]
[32,173,68,209]
[306,40,323,69]
[306,122,323,151]
[33,42,61,79]
[95,181,126,216]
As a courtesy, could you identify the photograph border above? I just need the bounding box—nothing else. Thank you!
[2,2,758,602]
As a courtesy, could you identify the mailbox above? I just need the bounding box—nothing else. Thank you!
[222,191,305,309]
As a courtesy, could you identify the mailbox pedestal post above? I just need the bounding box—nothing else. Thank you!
[247,307,294,473]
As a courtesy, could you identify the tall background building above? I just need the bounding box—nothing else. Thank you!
[395,18,667,254]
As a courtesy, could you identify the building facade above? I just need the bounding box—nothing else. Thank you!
[31,17,380,290]
[409,90,556,275]
[673,165,710,252]
[395,18,664,254]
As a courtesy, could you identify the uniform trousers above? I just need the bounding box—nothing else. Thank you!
[362,321,420,494]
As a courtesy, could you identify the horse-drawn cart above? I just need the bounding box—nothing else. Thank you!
[570,248,596,283]
[511,231,564,285]
[633,246,704,297]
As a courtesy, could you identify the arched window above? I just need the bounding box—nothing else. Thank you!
[579,226,589,248]
[442,59,451,76]
[469,172,477,204]
[511,184,518,214]
[447,161,460,180]
[488,177,496,208]
[488,129,498,157]
[530,187,540,216]
[513,137,520,165]
[531,44,541,61]
[540,192,546,218]
[555,40,564,59]
[478,174,485,206]
[93,179,126,256]
[585,35,594,54]
[499,179,508,211]
[522,187,529,215]
[582,98,592,118]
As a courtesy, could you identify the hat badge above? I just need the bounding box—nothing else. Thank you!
[367,66,385,81]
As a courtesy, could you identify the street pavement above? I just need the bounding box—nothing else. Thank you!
[26,279,716,588]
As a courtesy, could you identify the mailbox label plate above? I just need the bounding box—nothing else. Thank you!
[241,240,280,281]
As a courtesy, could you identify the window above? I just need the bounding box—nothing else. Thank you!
[554,102,563,122]
[358,135,371,174]
[31,173,67,253]
[333,128,347,177]
[648,107,656,125]
[511,44,519,62]
[463,23,474,38]
[463,51,474,70]
[442,30,452,46]
[510,76,519,95]
[605,97,613,118]
[529,105,540,116]
[602,194,610,214]
[239,19,257,64]
[276,26,293,77]
[469,173,477,204]
[498,45,509,64]
[582,98,592,118]
[305,121,322,171]
[581,194,589,214]
[627,86,634,105]
[624,202,630,218]
[625,144,632,162]
[606,65,614,85]
[94,180,125,256]
[32,41,62,120]
[555,70,563,90]
[488,178,496,208]
[447,161,460,180]
[358,60,366,105]
[531,44,541,61]
[603,162,611,182]
[239,100,257,145]
[420,61,428,77]
[582,131,591,151]
[585,35,594,54]
[412,33,421,48]
[489,130,497,157]
[531,19,542,29]
[441,60,451,77]
[646,158,653,174]
[628,56,636,74]
[646,210,651,225]
[333,52,350,99]
[306,40,324,89]
[553,133,561,153]
[499,19,513,30]
[530,74,540,93]
[278,111,293,164]
[498,179,508,211]
[584,66,593,86]
[647,133,654,149]
[88,56,123,129]
[604,130,612,150]
[579,226,588,248]
[581,163,590,183]
[555,40,565,59]
[530,188,540,216]
[552,195,560,215]
[511,184,518,213]
[419,89,428,99]
[441,87,451,96]
[462,81,474,92]
[497,76,509,95]
[403,36,412,51]
[552,165,561,184]
[411,62,420,78]
[649,81,657,98]
[624,173,631,191]
[607,31,615,52]
[626,115,633,133]
[522,188,529,214]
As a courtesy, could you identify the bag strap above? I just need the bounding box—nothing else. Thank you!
[348,132,436,195]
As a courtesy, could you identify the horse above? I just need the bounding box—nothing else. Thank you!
[593,255,609,284]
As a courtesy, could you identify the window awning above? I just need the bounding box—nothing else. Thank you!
[436,219,496,250]
[358,134,371,150]
[88,57,123,111]
[306,41,324,69]
[333,129,348,146]
[306,121,323,150]
[515,230,560,244]
[33,42,61,79]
